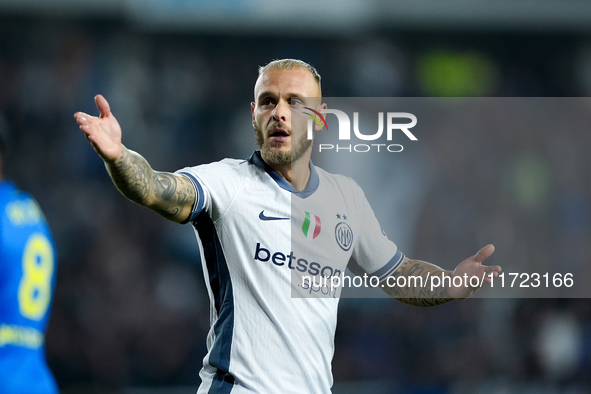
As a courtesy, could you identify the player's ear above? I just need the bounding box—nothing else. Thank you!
[251,102,256,124]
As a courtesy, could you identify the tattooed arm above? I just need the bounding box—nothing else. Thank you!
[381,258,454,307]
[382,245,501,307]
[75,95,195,223]
[106,147,195,222]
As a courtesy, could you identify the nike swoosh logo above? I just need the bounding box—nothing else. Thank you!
[259,210,290,221]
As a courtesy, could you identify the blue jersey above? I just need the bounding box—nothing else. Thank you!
[0,181,58,393]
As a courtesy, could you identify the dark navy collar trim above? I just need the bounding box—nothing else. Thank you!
[247,151,319,198]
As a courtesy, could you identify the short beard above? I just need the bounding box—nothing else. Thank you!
[254,125,312,166]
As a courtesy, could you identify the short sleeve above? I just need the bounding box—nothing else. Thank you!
[175,159,245,223]
[350,183,405,282]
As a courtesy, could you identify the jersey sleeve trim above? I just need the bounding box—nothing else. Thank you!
[177,171,205,223]
[371,249,405,282]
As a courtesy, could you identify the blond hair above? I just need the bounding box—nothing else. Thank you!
[258,59,321,93]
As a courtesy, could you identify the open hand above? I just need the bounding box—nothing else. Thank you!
[74,95,122,163]
[446,244,501,299]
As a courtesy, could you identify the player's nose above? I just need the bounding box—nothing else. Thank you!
[272,100,289,122]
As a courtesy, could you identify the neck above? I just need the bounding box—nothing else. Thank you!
[262,153,311,192]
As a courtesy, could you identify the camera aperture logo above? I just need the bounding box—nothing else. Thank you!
[304,108,417,153]
[303,107,329,132]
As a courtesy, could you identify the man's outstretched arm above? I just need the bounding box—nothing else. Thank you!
[382,244,501,307]
[74,95,195,223]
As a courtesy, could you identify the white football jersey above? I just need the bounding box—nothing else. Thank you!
[176,151,404,394]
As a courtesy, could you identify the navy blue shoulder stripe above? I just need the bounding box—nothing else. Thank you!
[177,171,205,223]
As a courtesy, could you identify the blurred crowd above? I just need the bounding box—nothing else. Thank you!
[1,15,591,393]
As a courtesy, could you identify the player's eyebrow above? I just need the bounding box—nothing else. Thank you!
[287,91,319,100]
[256,91,317,105]
[256,91,276,103]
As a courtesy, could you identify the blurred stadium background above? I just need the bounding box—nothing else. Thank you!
[1,0,591,393]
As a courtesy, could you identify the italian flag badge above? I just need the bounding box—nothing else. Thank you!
[302,211,322,240]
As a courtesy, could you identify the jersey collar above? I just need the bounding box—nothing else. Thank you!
[247,151,319,198]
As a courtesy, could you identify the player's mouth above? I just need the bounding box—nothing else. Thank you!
[269,127,290,143]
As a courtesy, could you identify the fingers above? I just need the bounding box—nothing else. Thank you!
[95,94,111,118]
[74,112,91,123]
[74,113,90,134]
[74,94,110,134]
[474,244,495,263]
[74,111,97,136]
[481,265,502,281]
[485,265,502,273]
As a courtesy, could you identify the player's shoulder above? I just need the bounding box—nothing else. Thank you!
[0,181,48,227]
[0,181,32,206]
[315,165,363,192]
[177,157,251,177]
[176,156,268,196]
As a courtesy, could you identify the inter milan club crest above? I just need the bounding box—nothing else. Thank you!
[335,213,353,251]
[302,211,321,240]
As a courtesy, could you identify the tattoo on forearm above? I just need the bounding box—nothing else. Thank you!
[107,147,195,221]
[383,258,454,307]
[152,172,195,220]
[109,148,152,203]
